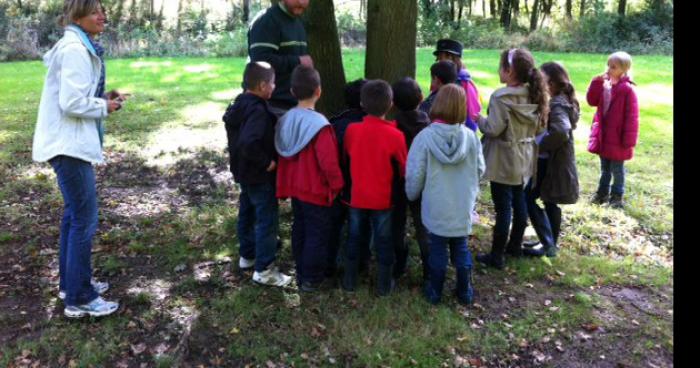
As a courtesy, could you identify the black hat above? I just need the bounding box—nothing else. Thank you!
[433,39,463,57]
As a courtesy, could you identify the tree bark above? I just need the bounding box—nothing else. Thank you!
[489,0,496,17]
[500,0,512,30]
[565,0,572,19]
[529,0,539,31]
[579,0,586,18]
[366,0,417,84]
[617,0,627,16]
[303,0,347,116]
[243,0,251,22]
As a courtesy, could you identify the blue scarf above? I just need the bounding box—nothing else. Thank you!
[70,24,106,146]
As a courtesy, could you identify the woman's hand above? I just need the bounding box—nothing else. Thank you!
[266,160,277,172]
[106,90,131,103]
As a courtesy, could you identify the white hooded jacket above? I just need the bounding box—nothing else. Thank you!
[32,26,108,164]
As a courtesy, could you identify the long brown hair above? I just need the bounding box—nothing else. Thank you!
[540,62,580,115]
[499,48,548,126]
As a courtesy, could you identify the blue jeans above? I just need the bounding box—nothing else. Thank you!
[291,198,331,285]
[525,158,560,248]
[343,208,393,294]
[392,194,430,280]
[490,181,528,247]
[50,155,99,306]
[237,182,279,272]
[597,158,625,196]
[424,233,473,305]
[327,199,371,277]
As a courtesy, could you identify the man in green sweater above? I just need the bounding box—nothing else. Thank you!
[248,0,314,115]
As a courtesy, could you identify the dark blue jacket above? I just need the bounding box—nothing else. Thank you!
[248,4,308,109]
[223,93,277,185]
[329,108,366,203]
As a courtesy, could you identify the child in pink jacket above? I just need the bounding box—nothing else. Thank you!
[586,51,639,209]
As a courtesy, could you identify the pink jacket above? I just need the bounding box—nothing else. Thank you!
[586,75,639,161]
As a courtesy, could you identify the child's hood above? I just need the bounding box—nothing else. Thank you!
[493,85,540,128]
[222,93,266,129]
[550,94,580,130]
[422,123,471,165]
[275,107,330,158]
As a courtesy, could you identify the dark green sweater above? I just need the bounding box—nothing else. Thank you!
[248,3,308,109]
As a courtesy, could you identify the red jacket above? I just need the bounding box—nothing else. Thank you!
[276,126,344,206]
[344,115,408,210]
[586,75,639,161]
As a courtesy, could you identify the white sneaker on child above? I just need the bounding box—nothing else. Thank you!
[253,265,292,287]
[64,296,119,318]
[59,279,109,300]
[239,257,255,270]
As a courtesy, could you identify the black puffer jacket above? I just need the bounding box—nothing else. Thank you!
[539,94,580,204]
[223,93,277,185]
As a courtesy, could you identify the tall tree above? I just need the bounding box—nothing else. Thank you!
[303,0,347,116]
[489,0,496,17]
[529,0,539,30]
[500,0,512,29]
[579,0,586,17]
[365,0,417,83]
[482,0,486,17]
[617,0,627,15]
[243,0,251,23]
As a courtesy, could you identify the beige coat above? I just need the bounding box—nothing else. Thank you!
[478,85,543,186]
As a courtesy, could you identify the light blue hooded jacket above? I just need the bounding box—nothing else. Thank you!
[405,123,485,237]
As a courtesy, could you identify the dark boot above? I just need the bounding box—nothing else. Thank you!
[376,265,395,296]
[591,191,609,205]
[523,246,545,257]
[455,266,474,305]
[342,259,358,292]
[505,238,523,257]
[476,232,507,270]
[544,244,558,258]
[609,193,624,209]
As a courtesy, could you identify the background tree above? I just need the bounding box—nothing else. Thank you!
[618,0,626,16]
[365,0,417,83]
[302,0,347,115]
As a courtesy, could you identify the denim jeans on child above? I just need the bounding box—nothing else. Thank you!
[424,233,473,305]
[343,208,393,294]
[597,158,625,196]
[50,155,99,307]
[292,198,332,285]
[237,182,279,272]
[327,199,372,278]
[490,181,528,246]
[525,158,560,248]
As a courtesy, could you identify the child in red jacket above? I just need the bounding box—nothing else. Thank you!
[586,51,639,208]
[342,80,408,296]
[275,65,344,292]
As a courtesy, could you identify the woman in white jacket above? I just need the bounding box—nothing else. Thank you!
[32,0,124,318]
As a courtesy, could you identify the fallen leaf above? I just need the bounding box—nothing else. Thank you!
[131,343,147,355]
[581,323,600,332]
[544,299,552,306]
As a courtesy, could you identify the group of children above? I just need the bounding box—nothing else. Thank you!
[223,40,639,305]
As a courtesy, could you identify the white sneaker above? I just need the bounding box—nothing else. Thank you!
[59,279,110,300]
[253,266,292,287]
[239,257,255,270]
[64,296,119,318]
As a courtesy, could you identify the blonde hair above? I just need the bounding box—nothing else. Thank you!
[58,0,103,27]
[608,51,633,75]
[429,84,466,124]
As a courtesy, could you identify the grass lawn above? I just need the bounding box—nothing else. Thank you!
[0,49,672,367]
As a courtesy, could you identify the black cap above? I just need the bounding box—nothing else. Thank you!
[433,39,463,57]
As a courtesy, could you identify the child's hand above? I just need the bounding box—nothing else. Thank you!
[107,99,122,113]
[266,161,277,172]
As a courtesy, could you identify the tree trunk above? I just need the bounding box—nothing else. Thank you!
[579,0,586,17]
[617,0,627,16]
[457,0,464,27]
[366,0,417,84]
[500,0,512,30]
[113,0,125,26]
[489,0,496,17]
[450,0,455,22]
[513,0,519,17]
[177,0,184,33]
[529,0,539,31]
[157,0,164,30]
[524,0,528,14]
[302,0,347,116]
[243,0,251,22]
[565,0,572,19]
